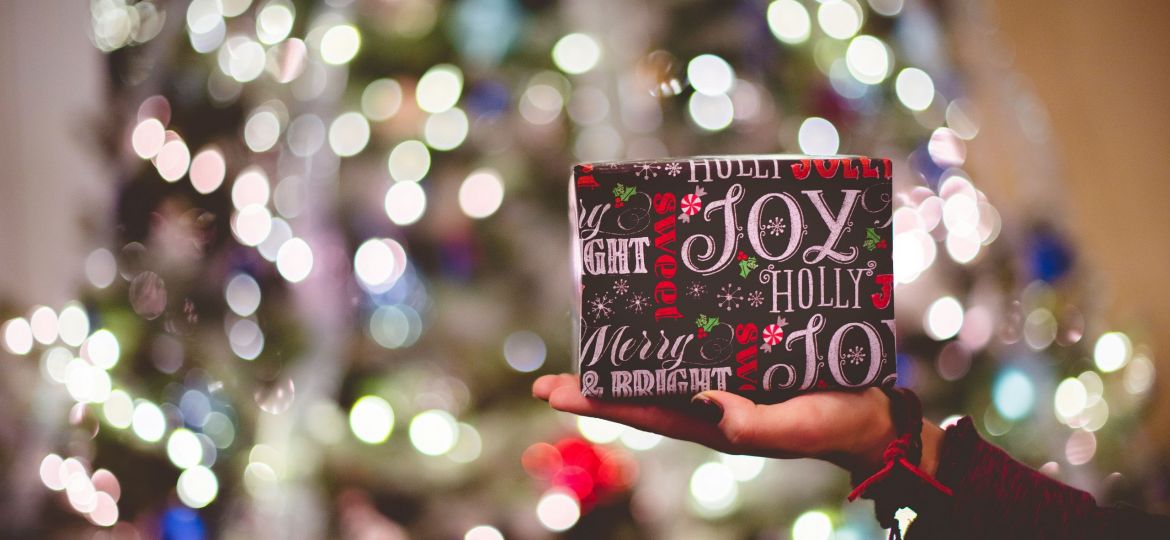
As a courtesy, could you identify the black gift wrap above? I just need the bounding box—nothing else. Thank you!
[570,156,897,404]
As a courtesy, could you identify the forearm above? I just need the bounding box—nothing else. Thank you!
[903,417,1170,539]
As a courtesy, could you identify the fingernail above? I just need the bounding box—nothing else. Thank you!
[691,393,723,423]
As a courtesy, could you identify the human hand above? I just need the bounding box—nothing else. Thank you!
[533,374,941,477]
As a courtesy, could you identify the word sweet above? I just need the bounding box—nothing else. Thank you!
[652,193,683,321]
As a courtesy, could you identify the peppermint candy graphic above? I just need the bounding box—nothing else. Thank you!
[677,186,707,223]
[761,316,789,352]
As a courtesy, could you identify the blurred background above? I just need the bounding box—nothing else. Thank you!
[1,0,1168,538]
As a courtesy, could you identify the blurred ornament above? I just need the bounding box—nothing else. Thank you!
[254,376,296,414]
[129,271,168,320]
[69,403,101,439]
[641,50,683,97]
[450,0,522,66]
[1028,227,1074,282]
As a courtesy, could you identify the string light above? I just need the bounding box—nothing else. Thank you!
[416,64,464,114]
[458,169,505,219]
[349,395,394,444]
[767,0,812,45]
[319,24,361,65]
[552,33,601,75]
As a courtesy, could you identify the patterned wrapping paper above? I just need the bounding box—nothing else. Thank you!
[570,156,897,404]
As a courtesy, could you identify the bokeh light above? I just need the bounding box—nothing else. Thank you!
[792,510,834,540]
[362,79,403,121]
[83,329,120,370]
[167,428,204,469]
[424,108,470,151]
[503,330,546,372]
[276,238,314,283]
[132,401,166,443]
[688,93,735,132]
[767,0,812,45]
[817,0,862,40]
[190,146,227,194]
[387,140,431,183]
[895,68,935,111]
[798,117,839,154]
[465,525,504,540]
[536,488,580,531]
[409,409,458,456]
[1093,332,1131,372]
[845,35,891,85]
[384,182,427,226]
[225,273,262,317]
[458,168,505,219]
[3,318,34,355]
[416,64,464,114]
[577,416,624,444]
[328,112,371,157]
[689,461,737,514]
[176,466,219,508]
[319,24,361,65]
[552,33,601,75]
[925,296,964,341]
[993,369,1035,421]
[349,395,394,444]
[687,54,735,96]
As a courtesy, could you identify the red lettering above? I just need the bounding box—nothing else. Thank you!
[652,192,683,320]
[653,193,676,214]
[654,254,676,279]
[735,323,758,344]
[654,306,684,321]
[871,274,893,309]
[653,282,678,305]
[791,159,812,180]
[814,159,840,178]
[653,215,676,253]
[842,158,859,179]
[735,347,759,391]
[859,156,881,178]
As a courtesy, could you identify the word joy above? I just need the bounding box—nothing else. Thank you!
[681,184,862,275]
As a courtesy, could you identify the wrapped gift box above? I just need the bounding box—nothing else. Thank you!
[570,156,896,403]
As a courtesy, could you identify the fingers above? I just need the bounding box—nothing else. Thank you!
[693,390,766,450]
[532,374,576,400]
[545,382,727,449]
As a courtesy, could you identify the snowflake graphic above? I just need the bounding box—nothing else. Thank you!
[587,293,614,320]
[763,216,787,237]
[634,163,658,180]
[716,284,743,311]
[686,281,707,298]
[627,292,650,313]
[613,278,630,296]
[746,290,765,308]
[845,345,867,365]
[664,162,683,176]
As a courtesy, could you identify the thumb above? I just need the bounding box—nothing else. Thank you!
[692,390,762,449]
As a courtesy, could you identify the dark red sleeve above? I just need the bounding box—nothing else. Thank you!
[905,417,1170,539]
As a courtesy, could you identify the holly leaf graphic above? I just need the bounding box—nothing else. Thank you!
[612,184,636,202]
[738,256,758,278]
[864,227,881,251]
[695,314,719,332]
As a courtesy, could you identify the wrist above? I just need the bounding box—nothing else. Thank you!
[919,420,943,478]
[838,388,898,475]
